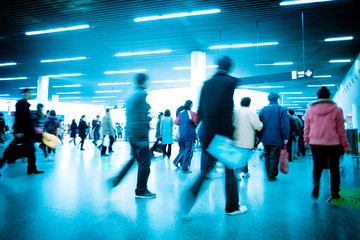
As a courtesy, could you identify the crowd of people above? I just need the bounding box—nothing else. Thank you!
[0,55,352,217]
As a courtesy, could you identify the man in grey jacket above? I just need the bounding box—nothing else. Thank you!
[107,73,155,199]
[100,109,115,156]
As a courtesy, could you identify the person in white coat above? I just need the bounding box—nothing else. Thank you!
[233,97,263,180]
[160,109,174,158]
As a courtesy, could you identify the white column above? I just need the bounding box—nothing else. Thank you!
[353,104,359,129]
[37,76,49,105]
[51,94,59,110]
[191,51,206,110]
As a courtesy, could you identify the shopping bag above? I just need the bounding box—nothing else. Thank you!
[280,145,289,174]
[206,134,251,169]
[340,154,354,190]
[173,124,180,140]
[42,132,60,149]
[102,135,110,147]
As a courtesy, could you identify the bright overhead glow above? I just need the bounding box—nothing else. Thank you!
[52,84,82,88]
[60,97,81,100]
[287,97,317,99]
[280,0,333,6]
[293,100,313,103]
[255,62,293,66]
[242,86,285,89]
[313,75,331,78]
[151,80,189,83]
[279,92,303,94]
[95,90,123,93]
[56,92,81,95]
[134,9,220,22]
[209,42,278,49]
[173,65,218,70]
[92,100,105,103]
[46,73,83,77]
[307,84,336,87]
[324,36,353,42]
[115,50,171,57]
[19,86,37,89]
[0,77,28,81]
[98,82,131,86]
[41,57,86,63]
[0,94,10,97]
[287,106,303,109]
[25,24,90,36]
[93,96,117,99]
[273,62,293,65]
[329,59,351,63]
[282,104,300,106]
[104,69,147,74]
[0,62,17,67]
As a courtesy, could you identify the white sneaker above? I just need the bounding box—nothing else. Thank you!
[226,206,247,215]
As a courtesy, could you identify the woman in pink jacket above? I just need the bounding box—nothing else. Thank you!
[304,87,351,200]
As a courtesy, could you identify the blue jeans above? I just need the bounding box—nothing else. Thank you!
[182,139,195,171]
[173,139,185,166]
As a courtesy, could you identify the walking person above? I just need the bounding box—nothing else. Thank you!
[43,110,60,155]
[288,109,302,160]
[0,88,44,175]
[58,120,64,144]
[304,87,351,200]
[78,115,88,151]
[69,119,77,145]
[174,100,198,173]
[101,109,115,156]
[181,56,245,216]
[160,109,174,158]
[297,115,306,156]
[233,97,263,180]
[92,115,101,146]
[150,112,163,157]
[107,73,156,199]
[115,123,123,140]
[172,105,185,169]
[259,92,290,182]
[32,103,46,155]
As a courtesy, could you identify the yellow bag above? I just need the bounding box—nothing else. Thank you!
[42,132,60,149]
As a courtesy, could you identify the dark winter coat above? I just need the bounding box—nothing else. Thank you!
[13,99,35,138]
[70,122,77,138]
[198,71,237,150]
[78,119,88,138]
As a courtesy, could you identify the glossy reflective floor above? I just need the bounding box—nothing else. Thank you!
[1,138,359,240]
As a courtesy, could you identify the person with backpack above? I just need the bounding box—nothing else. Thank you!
[43,110,60,155]
[78,115,88,151]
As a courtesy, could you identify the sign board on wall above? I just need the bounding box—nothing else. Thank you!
[291,70,313,79]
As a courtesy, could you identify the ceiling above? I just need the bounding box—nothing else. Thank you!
[0,0,359,111]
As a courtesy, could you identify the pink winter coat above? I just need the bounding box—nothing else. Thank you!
[304,99,350,152]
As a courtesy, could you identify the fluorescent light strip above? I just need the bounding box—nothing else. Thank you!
[287,107,303,109]
[92,100,105,103]
[56,92,81,95]
[41,57,86,63]
[134,9,220,22]
[307,84,336,87]
[173,65,218,70]
[52,84,82,88]
[255,62,293,66]
[242,86,285,89]
[313,75,331,78]
[115,50,171,57]
[324,36,353,42]
[282,104,300,106]
[329,59,351,63]
[0,94,10,97]
[280,0,333,6]
[19,86,37,89]
[152,80,189,83]
[293,100,313,103]
[0,77,28,80]
[95,90,123,93]
[104,69,147,74]
[287,97,317,99]
[279,92,303,94]
[46,73,83,77]
[60,97,81,100]
[25,24,90,36]
[93,96,116,99]
[98,82,131,86]
[209,42,278,49]
[0,62,17,67]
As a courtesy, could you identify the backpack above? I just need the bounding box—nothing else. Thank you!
[46,119,57,134]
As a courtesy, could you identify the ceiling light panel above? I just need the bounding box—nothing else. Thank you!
[95,90,123,93]
[329,59,351,63]
[134,9,220,22]
[0,62,17,66]
[307,84,336,87]
[93,96,116,99]
[98,82,131,86]
[25,24,90,36]
[41,57,87,63]
[313,75,331,78]
[60,97,81,100]
[279,92,303,94]
[52,84,82,88]
[56,92,81,95]
[115,50,171,57]
[0,77,28,80]
[280,0,333,6]
[324,36,353,42]
[151,80,189,83]
[104,69,147,74]
[19,86,37,89]
[255,62,293,66]
[287,97,317,99]
[46,73,83,77]
[209,42,278,49]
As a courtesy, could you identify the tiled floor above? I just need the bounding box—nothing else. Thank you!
[0,139,359,240]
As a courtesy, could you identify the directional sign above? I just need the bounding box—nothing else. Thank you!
[291,70,313,79]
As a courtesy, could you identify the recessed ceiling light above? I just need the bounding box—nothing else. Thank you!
[0,62,17,67]
[209,42,278,49]
[307,84,336,87]
[329,59,351,63]
[98,82,131,86]
[134,9,221,22]
[0,77,28,81]
[242,86,285,89]
[0,94,10,97]
[52,84,82,88]
[46,73,83,77]
[60,97,81,100]
[313,75,331,78]
[324,36,353,42]
[93,96,116,99]
[95,90,123,93]
[56,92,81,95]
[279,92,303,94]
[255,62,293,66]
[91,100,106,103]
[151,80,189,83]
[19,86,37,89]
[292,100,313,103]
[41,57,86,63]
[287,97,317,99]
[280,0,333,6]
[115,50,171,57]
[25,24,90,36]
[104,69,147,74]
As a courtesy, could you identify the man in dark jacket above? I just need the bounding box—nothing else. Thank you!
[1,88,44,175]
[181,56,246,216]
[150,112,163,156]
[107,73,155,199]
[92,115,101,146]
[78,115,88,150]
[259,92,290,181]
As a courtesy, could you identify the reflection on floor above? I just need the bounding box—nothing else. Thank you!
[0,139,359,240]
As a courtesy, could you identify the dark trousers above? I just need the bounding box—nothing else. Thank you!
[69,137,77,145]
[182,139,195,171]
[286,139,293,161]
[298,136,306,156]
[162,144,172,157]
[93,130,100,143]
[101,135,115,154]
[112,138,151,195]
[311,145,342,195]
[189,149,239,213]
[80,136,86,149]
[173,140,185,166]
[150,138,161,154]
[264,145,281,180]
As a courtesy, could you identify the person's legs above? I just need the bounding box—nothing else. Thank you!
[268,146,281,180]
[80,137,85,150]
[150,138,160,155]
[110,146,136,188]
[264,145,271,177]
[173,140,185,167]
[292,137,298,159]
[168,144,172,158]
[224,167,240,213]
[328,145,342,198]
[162,145,167,157]
[109,135,115,152]
[311,145,325,198]
[133,140,151,195]
[182,140,194,171]
[287,139,293,161]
